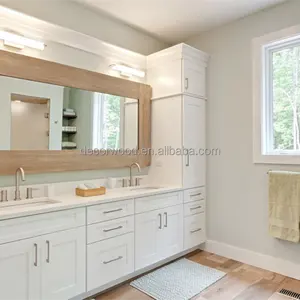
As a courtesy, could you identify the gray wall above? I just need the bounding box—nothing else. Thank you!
[186,0,300,264]
[0,0,168,55]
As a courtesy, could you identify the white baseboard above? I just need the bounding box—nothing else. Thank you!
[202,240,300,280]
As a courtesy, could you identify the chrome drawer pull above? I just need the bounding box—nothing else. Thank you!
[190,192,202,197]
[103,208,123,214]
[103,225,123,232]
[34,243,38,267]
[190,228,202,233]
[158,213,162,229]
[46,240,50,263]
[164,212,168,227]
[190,206,202,210]
[186,153,190,167]
[103,256,123,264]
[185,77,189,90]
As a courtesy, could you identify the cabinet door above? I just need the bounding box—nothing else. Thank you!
[41,227,86,300]
[135,209,164,270]
[0,238,40,300]
[183,60,206,98]
[161,205,183,259]
[183,96,206,188]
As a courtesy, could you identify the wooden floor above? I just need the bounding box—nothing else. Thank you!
[94,251,300,300]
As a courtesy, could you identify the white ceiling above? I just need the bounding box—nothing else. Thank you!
[74,0,286,43]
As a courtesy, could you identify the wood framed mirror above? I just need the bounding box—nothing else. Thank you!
[0,50,151,174]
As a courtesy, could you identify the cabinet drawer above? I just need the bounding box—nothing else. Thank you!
[184,187,205,203]
[87,199,134,225]
[87,216,134,244]
[184,200,205,216]
[135,191,183,214]
[87,233,134,290]
[184,213,206,250]
[0,208,85,245]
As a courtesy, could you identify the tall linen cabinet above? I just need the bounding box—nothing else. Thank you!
[147,43,208,250]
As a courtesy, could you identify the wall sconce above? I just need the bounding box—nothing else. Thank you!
[0,31,45,50]
[110,64,145,78]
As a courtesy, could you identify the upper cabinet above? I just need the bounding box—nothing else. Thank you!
[183,60,206,98]
[147,43,209,99]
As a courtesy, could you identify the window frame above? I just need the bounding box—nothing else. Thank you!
[253,25,300,164]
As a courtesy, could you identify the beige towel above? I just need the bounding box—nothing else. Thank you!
[269,171,300,243]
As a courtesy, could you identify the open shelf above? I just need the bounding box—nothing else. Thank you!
[63,114,77,119]
[62,146,77,150]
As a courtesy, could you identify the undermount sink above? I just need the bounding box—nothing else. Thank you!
[130,186,162,191]
[0,198,60,210]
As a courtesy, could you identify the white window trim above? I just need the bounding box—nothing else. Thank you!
[253,24,300,165]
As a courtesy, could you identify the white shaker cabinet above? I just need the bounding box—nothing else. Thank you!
[40,227,86,300]
[135,209,163,270]
[147,43,208,100]
[183,59,206,98]
[183,95,206,188]
[149,95,206,189]
[0,210,86,300]
[148,44,208,189]
[147,43,208,255]
[161,205,183,259]
[135,205,183,270]
[0,237,40,300]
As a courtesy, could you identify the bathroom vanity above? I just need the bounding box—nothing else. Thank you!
[0,185,206,300]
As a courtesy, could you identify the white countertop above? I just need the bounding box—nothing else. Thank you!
[0,186,182,220]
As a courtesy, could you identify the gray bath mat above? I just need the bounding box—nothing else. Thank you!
[130,258,226,300]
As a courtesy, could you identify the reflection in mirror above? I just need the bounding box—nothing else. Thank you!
[64,88,138,151]
[11,94,50,150]
[0,76,138,151]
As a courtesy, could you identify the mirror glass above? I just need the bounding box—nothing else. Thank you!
[0,76,138,151]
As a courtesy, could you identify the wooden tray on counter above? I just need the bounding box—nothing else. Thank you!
[76,186,106,197]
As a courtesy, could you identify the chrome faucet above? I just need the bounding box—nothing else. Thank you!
[129,162,141,187]
[15,167,26,201]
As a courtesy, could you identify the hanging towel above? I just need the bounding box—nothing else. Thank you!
[269,171,300,243]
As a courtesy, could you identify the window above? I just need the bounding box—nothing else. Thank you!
[253,26,300,164]
[92,93,125,149]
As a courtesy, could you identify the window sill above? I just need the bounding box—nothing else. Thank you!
[254,153,300,165]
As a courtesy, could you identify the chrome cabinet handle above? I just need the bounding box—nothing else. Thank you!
[46,241,50,263]
[103,256,123,264]
[190,228,202,233]
[103,225,123,233]
[158,214,162,229]
[164,212,168,227]
[191,192,202,198]
[103,208,123,214]
[190,206,202,210]
[34,243,38,267]
[185,78,189,90]
[186,153,190,167]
